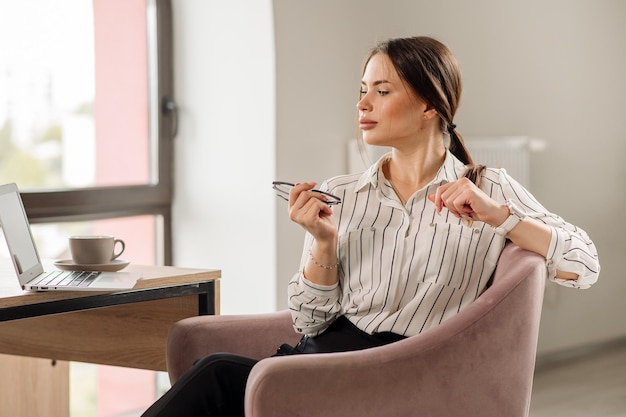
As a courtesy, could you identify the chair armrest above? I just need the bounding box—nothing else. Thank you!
[245,246,546,417]
[166,310,301,383]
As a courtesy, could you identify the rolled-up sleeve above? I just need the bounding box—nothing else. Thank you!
[545,224,600,289]
[288,271,342,336]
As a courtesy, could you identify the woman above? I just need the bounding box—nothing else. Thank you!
[287,36,599,341]
[142,36,600,417]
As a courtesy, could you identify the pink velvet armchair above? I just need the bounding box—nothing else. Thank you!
[166,244,546,417]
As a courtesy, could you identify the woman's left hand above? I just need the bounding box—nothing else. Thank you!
[428,178,508,227]
[430,178,580,281]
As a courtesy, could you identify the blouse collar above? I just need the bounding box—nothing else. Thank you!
[354,149,467,193]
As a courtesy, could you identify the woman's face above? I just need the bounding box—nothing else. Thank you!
[357,53,428,148]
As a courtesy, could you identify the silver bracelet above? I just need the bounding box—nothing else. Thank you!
[308,249,339,270]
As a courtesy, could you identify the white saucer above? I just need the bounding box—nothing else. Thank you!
[54,259,130,272]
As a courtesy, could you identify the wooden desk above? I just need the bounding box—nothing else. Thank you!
[0,262,220,416]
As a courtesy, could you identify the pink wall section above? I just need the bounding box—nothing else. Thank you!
[94,0,150,187]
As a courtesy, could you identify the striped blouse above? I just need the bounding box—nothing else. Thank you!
[288,150,600,337]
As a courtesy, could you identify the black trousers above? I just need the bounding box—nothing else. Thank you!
[141,316,405,417]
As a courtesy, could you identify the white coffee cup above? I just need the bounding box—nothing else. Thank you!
[69,235,125,265]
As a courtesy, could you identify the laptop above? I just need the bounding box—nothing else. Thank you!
[0,183,141,291]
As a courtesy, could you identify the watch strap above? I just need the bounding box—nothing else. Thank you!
[494,200,525,236]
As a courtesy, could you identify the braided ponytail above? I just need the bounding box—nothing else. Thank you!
[447,124,486,186]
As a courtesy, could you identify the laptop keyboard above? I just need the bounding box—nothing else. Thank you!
[32,270,102,288]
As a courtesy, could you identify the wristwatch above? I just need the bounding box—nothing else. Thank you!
[494,200,526,236]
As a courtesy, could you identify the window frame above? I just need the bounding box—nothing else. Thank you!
[20,0,175,265]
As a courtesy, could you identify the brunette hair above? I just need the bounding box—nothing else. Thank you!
[361,36,485,183]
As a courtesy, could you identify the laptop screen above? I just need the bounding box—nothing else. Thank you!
[0,184,42,284]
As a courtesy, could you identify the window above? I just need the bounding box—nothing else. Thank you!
[0,0,175,264]
[1,1,175,415]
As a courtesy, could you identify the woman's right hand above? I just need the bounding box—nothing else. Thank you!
[288,182,337,243]
[289,182,339,286]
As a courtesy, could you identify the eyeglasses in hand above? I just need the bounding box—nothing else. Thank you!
[272,181,342,206]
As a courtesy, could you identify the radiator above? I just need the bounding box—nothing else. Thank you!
[465,136,544,190]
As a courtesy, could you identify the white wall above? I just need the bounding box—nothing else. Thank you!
[173,0,626,355]
[171,0,276,314]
